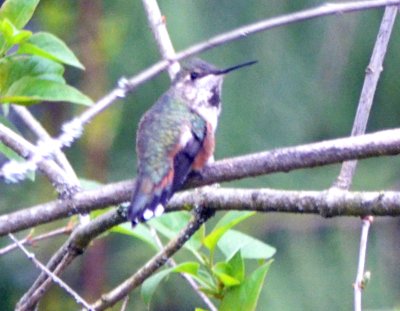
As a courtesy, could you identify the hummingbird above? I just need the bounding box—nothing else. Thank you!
[128,58,257,225]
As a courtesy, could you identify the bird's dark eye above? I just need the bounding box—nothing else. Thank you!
[190,72,199,80]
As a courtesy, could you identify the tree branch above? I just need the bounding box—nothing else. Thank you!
[168,187,400,217]
[0,226,72,256]
[141,0,180,78]
[173,0,400,61]
[0,123,78,197]
[354,216,373,311]
[3,127,400,235]
[334,5,398,188]
[338,6,399,311]
[11,105,79,184]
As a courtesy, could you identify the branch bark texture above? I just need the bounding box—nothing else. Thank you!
[2,127,400,235]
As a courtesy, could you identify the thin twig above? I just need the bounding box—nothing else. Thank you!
[9,233,93,311]
[173,0,400,60]
[150,227,218,311]
[323,5,398,310]
[9,106,90,224]
[11,105,79,183]
[16,208,124,310]
[353,216,373,311]
[3,127,400,235]
[141,0,180,78]
[120,295,129,311]
[334,6,399,189]
[324,4,398,310]
[0,123,78,197]
[91,206,214,310]
[0,226,73,256]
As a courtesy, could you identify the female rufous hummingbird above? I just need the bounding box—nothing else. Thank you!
[128,58,256,224]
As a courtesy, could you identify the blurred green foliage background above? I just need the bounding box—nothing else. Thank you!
[1,0,400,310]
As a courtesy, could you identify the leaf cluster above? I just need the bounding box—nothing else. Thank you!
[0,0,91,107]
[110,211,275,310]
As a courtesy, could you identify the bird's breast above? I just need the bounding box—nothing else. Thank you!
[192,121,215,170]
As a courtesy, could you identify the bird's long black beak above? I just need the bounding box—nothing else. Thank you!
[216,60,258,75]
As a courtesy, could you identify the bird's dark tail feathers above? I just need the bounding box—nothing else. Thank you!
[128,177,170,225]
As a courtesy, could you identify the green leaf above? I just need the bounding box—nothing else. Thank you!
[213,251,244,287]
[213,262,241,287]
[0,19,17,55]
[172,261,200,275]
[141,262,200,305]
[18,32,84,69]
[218,229,276,260]
[193,268,217,292]
[0,18,15,41]
[1,77,93,105]
[203,211,255,252]
[219,260,273,311]
[228,250,245,283]
[0,34,6,55]
[10,28,31,44]
[0,18,31,45]
[0,0,40,29]
[0,51,87,107]
[0,55,65,93]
